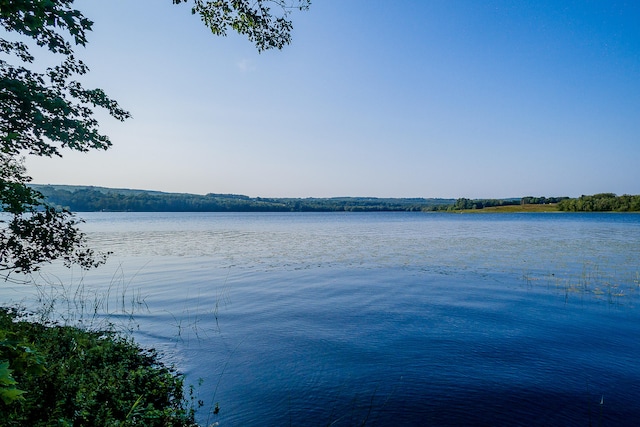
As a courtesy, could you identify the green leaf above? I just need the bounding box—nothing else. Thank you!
[0,361,26,404]
[0,387,26,404]
[0,361,17,386]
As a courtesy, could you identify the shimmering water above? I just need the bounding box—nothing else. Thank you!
[5,212,640,426]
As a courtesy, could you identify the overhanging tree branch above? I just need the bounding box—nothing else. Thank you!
[0,0,308,278]
[0,0,127,277]
[173,0,310,51]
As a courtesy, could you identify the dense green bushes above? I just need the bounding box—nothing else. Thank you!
[0,308,200,426]
[558,193,640,212]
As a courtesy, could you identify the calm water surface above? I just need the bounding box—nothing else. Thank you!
[5,212,640,426]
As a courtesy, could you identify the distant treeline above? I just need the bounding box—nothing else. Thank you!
[557,193,640,212]
[24,186,639,213]
[30,185,455,212]
[450,195,640,212]
[448,196,567,210]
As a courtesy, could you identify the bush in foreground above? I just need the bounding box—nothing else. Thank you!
[0,307,199,426]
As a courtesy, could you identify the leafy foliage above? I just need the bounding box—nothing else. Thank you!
[173,0,311,51]
[0,0,308,277]
[0,0,128,276]
[520,196,568,205]
[0,155,107,275]
[0,361,25,404]
[0,307,200,426]
[558,193,640,212]
[448,196,569,211]
[0,0,130,157]
[450,197,520,211]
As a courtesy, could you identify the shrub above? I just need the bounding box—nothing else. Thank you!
[0,307,199,426]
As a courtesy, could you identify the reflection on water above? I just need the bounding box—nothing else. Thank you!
[5,212,640,426]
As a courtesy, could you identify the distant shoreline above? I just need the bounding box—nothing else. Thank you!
[27,185,640,213]
[458,204,560,213]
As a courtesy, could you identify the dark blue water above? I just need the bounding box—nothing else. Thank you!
[5,212,640,426]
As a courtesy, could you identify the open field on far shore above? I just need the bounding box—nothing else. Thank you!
[462,203,560,213]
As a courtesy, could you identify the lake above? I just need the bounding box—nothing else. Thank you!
[4,212,640,426]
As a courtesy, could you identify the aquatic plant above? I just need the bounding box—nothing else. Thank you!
[523,261,640,306]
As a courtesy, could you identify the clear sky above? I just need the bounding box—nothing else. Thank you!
[25,0,640,198]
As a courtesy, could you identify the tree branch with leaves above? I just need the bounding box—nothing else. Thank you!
[0,0,308,278]
[0,0,128,276]
[174,0,311,51]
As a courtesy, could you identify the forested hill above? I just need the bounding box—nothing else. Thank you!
[27,186,639,213]
[30,185,456,212]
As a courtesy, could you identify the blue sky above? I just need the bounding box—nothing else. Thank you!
[25,0,640,198]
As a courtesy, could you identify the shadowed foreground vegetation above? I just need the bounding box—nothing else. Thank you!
[0,308,201,427]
